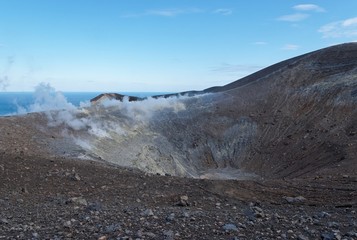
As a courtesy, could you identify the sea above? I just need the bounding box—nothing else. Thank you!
[0,92,167,116]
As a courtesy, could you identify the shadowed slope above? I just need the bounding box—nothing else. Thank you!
[212,43,357,178]
[87,43,357,179]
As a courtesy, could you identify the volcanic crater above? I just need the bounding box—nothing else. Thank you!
[0,43,356,239]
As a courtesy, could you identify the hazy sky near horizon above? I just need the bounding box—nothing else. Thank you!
[0,0,357,92]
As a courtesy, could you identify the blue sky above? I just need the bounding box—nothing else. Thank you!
[0,0,357,92]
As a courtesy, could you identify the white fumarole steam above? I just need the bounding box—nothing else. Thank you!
[18,82,189,149]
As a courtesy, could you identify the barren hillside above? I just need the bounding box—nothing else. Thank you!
[0,43,356,239]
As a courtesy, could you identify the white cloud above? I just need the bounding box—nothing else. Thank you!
[282,44,300,50]
[278,4,324,23]
[122,8,203,18]
[252,41,268,45]
[277,13,309,22]
[146,9,183,17]
[342,17,357,27]
[319,17,357,38]
[213,8,233,16]
[293,4,325,12]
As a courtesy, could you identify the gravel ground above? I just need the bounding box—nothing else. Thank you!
[1,153,356,239]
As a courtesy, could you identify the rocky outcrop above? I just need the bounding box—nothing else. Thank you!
[90,93,143,104]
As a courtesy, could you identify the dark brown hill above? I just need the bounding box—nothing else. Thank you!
[217,43,357,178]
[135,43,357,179]
[205,43,357,93]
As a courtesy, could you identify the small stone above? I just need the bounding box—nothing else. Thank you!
[182,212,190,218]
[237,223,247,229]
[136,230,143,238]
[321,232,334,240]
[318,211,331,218]
[298,234,309,240]
[32,232,39,238]
[0,218,9,224]
[175,195,189,207]
[253,206,263,212]
[141,209,154,216]
[252,206,265,218]
[68,197,88,206]
[180,195,188,201]
[284,196,306,204]
[21,186,29,194]
[222,223,238,232]
[63,221,72,228]
[98,236,107,240]
[144,232,156,238]
[71,172,81,181]
[334,232,342,240]
[86,202,102,211]
[295,196,306,201]
[104,224,120,233]
[166,213,175,222]
[327,221,339,228]
[163,230,174,240]
[346,231,357,237]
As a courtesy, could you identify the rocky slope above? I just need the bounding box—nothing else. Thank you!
[33,42,356,180]
[203,43,357,179]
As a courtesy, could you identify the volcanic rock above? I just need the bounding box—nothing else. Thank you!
[90,93,143,104]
